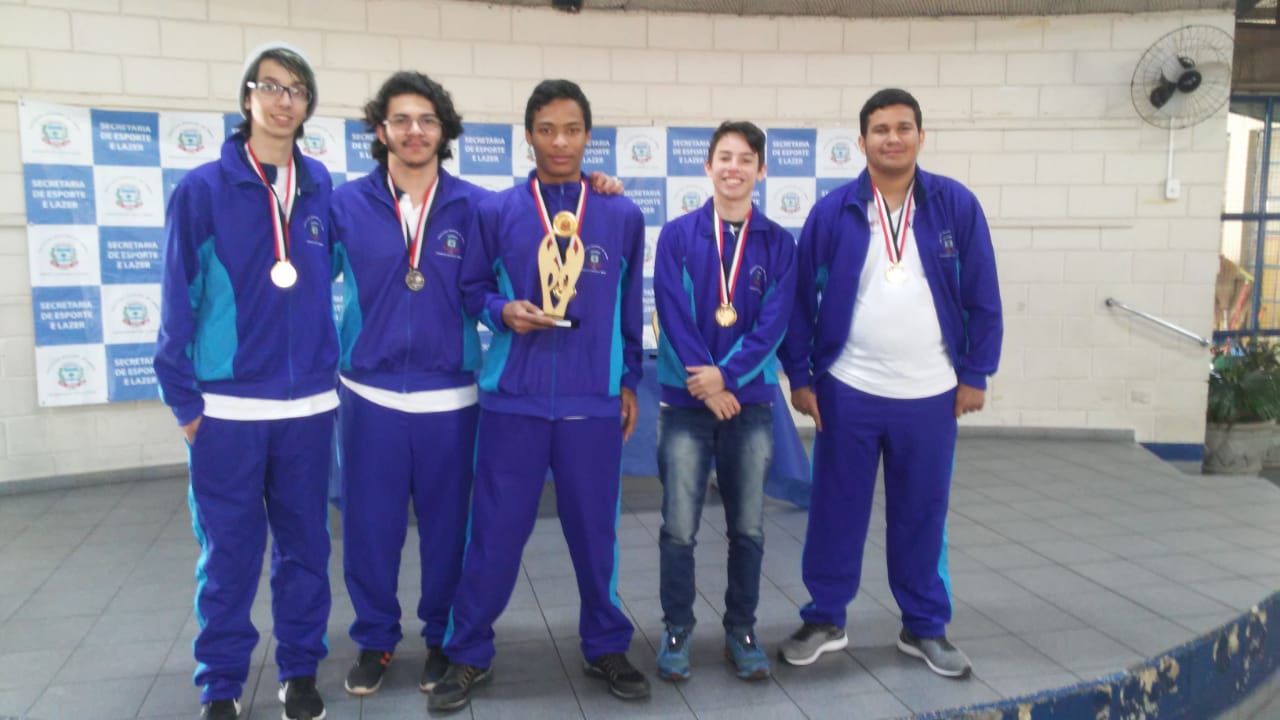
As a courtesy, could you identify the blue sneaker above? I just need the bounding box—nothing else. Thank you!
[725,628,771,680]
[656,625,691,681]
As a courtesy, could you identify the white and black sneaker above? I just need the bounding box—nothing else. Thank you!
[345,649,392,695]
[419,645,450,693]
[200,698,240,720]
[279,675,326,720]
[897,628,972,678]
[777,622,848,666]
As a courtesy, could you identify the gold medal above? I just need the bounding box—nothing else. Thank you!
[270,260,297,289]
[552,211,577,237]
[405,268,425,291]
[715,303,737,327]
[885,264,907,284]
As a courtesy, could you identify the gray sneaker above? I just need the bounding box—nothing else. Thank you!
[777,622,848,666]
[896,628,972,678]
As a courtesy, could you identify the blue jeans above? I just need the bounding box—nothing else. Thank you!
[658,403,772,631]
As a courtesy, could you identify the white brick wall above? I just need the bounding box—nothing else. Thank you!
[0,3,1235,485]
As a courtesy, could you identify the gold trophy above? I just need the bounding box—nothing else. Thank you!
[536,211,585,328]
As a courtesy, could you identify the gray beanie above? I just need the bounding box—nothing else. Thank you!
[239,41,318,122]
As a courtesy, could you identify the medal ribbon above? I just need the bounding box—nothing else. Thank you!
[531,178,587,268]
[872,181,914,267]
[244,142,296,265]
[387,170,440,274]
[713,206,751,312]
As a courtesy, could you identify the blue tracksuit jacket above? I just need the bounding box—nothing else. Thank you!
[779,166,1002,391]
[459,172,645,419]
[330,166,489,392]
[154,135,338,425]
[654,200,796,407]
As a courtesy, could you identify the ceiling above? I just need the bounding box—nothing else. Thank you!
[487,0,1235,18]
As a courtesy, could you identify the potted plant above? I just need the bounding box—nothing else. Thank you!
[1204,339,1280,474]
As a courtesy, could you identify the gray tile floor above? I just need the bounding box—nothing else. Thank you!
[1,438,1278,719]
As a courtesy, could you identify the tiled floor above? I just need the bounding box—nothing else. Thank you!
[1,438,1278,719]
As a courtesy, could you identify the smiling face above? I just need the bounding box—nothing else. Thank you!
[858,103,925,178]
[376,93,442,171]
[243,58,307,143]
[525,97,590,184]
[705,131,765,205]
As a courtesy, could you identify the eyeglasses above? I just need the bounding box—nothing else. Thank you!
[246,81,311,103]
[384,114,443,133]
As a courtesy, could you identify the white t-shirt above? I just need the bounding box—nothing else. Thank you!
[827,202,957,399]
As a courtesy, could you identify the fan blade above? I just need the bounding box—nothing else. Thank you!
[1150,80,1177,110]
[1196,61,1231,81]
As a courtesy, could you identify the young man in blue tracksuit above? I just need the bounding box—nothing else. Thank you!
[652,121,795,682]
[777,88,1002,679]
[331,72,625,699]
[329,72,489,698]
[428,79,649,712]
[154,43,336,720]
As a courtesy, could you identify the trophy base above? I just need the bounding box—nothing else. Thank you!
[547,315,579,329]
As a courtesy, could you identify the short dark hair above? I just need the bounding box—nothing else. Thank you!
[524,79,592,133]
[237,47,316,140]
[707,121,766,167]
[364,71,463,165]
[859,88,923,137]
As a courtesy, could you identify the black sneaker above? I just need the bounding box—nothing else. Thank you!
[278,675,326,720]
[199,698,240,720]
[345,649,392,695]
[419,645,450,693]
[584,653,650,700]
[426,662,493,713]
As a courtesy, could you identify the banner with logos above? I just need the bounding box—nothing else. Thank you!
[20,100,865,407]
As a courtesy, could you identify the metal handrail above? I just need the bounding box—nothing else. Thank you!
[1104,298,1210,347]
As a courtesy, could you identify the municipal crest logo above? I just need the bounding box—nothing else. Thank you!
[780,191,802,215]
[750,265,767,293]
[56,361,86,389]
[176,128,204,153]
[115,183,143,210]
[49,244,78,269]
[584,245,608,274]
[121,302,149,327]
[41,120,71,148]
[939,229,957,257]
[305,215,324,245]
[631,140,653,165]
[828,141,852,165]
[301,134,327,156]
[680,190,704,214]
[437,229,463,258]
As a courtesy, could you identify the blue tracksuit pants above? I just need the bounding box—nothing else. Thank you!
[339,386,478,652]
[187,411,334,703]
[799,375,956,638]
[443,410,633,668]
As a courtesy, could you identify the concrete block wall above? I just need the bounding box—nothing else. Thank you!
[0,0,1233,485]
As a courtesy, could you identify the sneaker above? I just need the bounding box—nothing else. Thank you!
[419,645,450,693]
[725,628,771,680]
[278,675,326,720]
[200,699,240,720]
[584,653,651,700]
[656,625,691,681]
[897,628,972,678]
[426,662,493,713]
[777,622,848,666]
[344,649,392,696]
